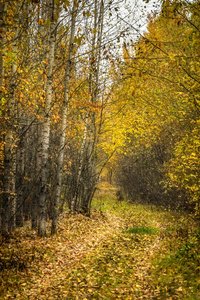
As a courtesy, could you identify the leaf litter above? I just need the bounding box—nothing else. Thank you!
[0,188,199,299]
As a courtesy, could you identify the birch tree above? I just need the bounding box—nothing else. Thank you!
[1,1,19,236]
[38,0,58,237]
[51,0,76,235]
[71,0,104,214]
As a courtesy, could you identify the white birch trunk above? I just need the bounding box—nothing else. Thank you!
[51,1,76,234]
[38,0,57,237]
[71,115,89,213]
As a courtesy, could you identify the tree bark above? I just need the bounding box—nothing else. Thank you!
[38,0,57,237]
[0,0,7,233]
[16,142,24,227]
[51,1,76,235]
[1,1,19,236]
[78,0,104,214]
[71,114,89,213]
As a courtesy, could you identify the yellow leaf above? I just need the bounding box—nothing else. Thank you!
[44,19,51,26]
[38,19,44,25]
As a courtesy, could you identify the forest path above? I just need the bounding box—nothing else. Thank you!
[2,184,197,299]
[20,210,126,299]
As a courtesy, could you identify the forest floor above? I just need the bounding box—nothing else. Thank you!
[0,183,200,299]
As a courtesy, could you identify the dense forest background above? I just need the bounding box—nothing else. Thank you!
[0,0,199,238]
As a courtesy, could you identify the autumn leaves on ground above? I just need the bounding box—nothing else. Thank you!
[1,183,200,300]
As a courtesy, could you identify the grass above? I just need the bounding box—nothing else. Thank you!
[124,226,160,235]
[91,184,200,299]
[149,222,200,299]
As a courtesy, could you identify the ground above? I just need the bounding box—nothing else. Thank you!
[0,183,200,299]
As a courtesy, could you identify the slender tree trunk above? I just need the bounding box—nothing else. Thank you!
[16,142,24,227]
[51,1,76,234]
[0,0,7,232]
[71,115,89,213]
[1,2,19,236]
[79,0,104,214]
[32,124,40,229]
[0,0,6,94]
[38,0,57,237]
[74,0,98,214]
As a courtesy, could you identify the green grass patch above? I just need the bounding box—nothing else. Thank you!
[124,226,160,235]
[149,225,200,299]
